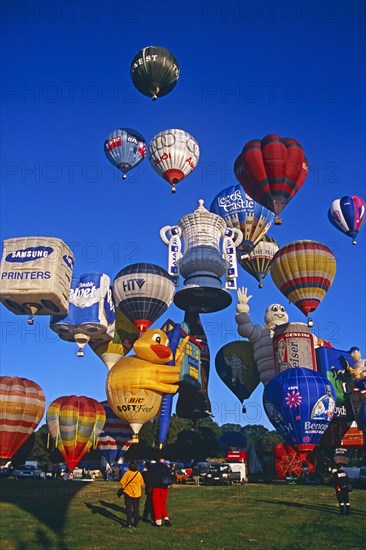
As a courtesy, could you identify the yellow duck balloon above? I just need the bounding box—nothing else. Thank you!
[106,328,188,442]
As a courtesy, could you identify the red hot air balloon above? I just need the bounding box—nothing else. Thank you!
[0,376,46,465]
[234,134,309,224]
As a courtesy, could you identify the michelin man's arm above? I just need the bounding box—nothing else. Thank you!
[235,287,262,343]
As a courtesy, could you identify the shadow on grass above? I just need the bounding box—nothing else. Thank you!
[257,498,366,516]
[85,501,124,525]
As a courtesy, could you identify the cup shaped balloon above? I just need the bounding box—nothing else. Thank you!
[148,129,199,193]
[0,376,45,464]
[210,185,274,256]
[263,368,336,458]
[46,396,106,471]
[328,195,365,245]
[234,134,309,224]
[270,240,336,326]
[104,128,146,180]
[113,263,175,334]
[130,46,180,101]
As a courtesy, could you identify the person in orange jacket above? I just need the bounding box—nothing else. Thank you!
[120,462,144,528]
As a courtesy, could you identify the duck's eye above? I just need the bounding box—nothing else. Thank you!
[152,333,161,344]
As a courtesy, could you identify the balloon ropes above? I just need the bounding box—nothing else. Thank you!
[210,184,274,256]
[234,134,309,225]
[46,395,106,471]
[328,195,365,245]
[270,240,336,327]
[104,128,146,180]
[130,46,180,101]
[0,376,45,465]
[148,129,200,193]
[112,263,175,334]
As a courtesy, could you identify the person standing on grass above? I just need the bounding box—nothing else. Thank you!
[142,461,155,524]
[120,462,144,528]
[148,454,173,527]
[331,465,351,515]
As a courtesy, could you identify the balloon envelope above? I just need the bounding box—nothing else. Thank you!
[263,368,336,457]
[130,46,180,100]
[238,234,279,287]
[46,395,106,471]
[97,401,133,465]
[104,128,146,179]
[148,129,199,192]
[234,134,309,218]
[219,431,247,454]
[0,376,45,463]
[215,341,260,404]
[113,263,175,333]
[270,240,336,318]
[210,184,274,255]
[328,195,365,244]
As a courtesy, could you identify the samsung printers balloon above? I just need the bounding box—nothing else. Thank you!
[50,273,115,357]
[0,236,74,324]
[161,200,243,313]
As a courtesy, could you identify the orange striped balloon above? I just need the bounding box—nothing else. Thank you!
[46,395,106,471]
[0,376,45,464]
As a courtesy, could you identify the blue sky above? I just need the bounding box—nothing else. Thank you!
[1,0,365,432]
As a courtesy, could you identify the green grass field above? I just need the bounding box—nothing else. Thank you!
[0,479,365,550]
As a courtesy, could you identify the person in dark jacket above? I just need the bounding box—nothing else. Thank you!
[331,465,351,515]
[148,455,173,527]
[142,462,154,523]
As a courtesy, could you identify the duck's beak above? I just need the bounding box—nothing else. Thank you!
[150,344,172,359]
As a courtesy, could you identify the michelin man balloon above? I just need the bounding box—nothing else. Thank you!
[235,287,289,385]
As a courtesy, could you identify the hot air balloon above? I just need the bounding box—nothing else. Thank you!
[263,368,336,459]
[113,263,175,333]
[89,309,139,370]
[106,329,188,442]
[51,272,115,357]
[238,235,279,288]
[97,401,133,466]
[234,134,309,224]
[272,443,313,479]
[104,128,146,180]
[210,184,274,256]
[215,341,260,412]
[0,236,74,324]
[270,240,336,327]
[130,46,180,101]
[46,395,106,471]
[0,376,45,465]
[219,431,247,455]
[328,195,366,245]
[148,129,199,193]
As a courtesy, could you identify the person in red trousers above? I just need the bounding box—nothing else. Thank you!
[147,455,173,527]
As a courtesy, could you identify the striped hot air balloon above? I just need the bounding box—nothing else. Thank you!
[238,234,279,288]
[97,401,133,466]
[104,128,146,180]
[0,376,45,464]
[271,240,336,326]
[210,184,274,256]
[46,396,106,471]
[148,129,199,193]
[113,263,175,333]
[234,134,309,224]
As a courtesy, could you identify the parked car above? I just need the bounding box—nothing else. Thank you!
[12,464,42,479]
[200,464,240,486]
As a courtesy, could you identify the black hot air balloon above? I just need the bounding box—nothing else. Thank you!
[130,46,180,101]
